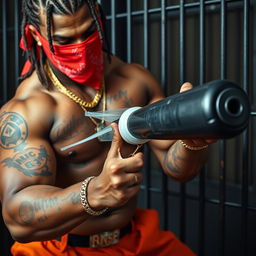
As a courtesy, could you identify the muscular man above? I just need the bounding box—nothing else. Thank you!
[0,1,213,255]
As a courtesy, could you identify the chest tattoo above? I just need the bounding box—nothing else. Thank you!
[53,115,89,143]
[107,90,133,108]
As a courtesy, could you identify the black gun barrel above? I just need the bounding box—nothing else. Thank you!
[118,80,250,145]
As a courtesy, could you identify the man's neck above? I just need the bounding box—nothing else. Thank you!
[48,60,83,89]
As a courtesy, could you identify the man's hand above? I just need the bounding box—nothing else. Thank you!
[179,82,217,148]
[87,123,144,210]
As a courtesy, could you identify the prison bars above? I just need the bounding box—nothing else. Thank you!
[104,1,251,256]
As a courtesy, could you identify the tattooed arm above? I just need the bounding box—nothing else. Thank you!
[133,66,211,182]
[150,83,210,182]
[149,139,208,182]
[0,96,143,242]
[0,99,92,242]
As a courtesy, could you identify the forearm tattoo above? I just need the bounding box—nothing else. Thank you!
[0,112,52,177]
[19,192,80,224]
[19,198,60,224]
[62,192,80,204]
[165,142,185,174]
[19,201,35,225]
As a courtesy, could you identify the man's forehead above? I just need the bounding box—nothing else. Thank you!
[39,3,92,34]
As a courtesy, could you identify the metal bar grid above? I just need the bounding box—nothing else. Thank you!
[1,1,20,254]
[1,0,8,104]
[110,0,116,54]
[218,1,227,255]
[198,0,206,254]
[143,0,149,68]
[14,0,20,88]
[106,0,243,19]
[160,0,168,230]
[143,0,149,69]
[179,0,187,243]
[105,1,253,255]
[241,0,249,255]
[140,184,256,211]
[126,0,132,63]
[142,0,151,210]
[0,1,254,256]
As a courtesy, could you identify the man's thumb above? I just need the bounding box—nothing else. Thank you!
[108,123,123,157]
[179,82,193,93]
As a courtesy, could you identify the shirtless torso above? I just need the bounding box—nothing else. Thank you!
[0,2,209,243]
[47,54,164,235]
[0,50,167,240]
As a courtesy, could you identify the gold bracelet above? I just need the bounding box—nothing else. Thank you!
[179,140,208,151]
[80,176,108,216]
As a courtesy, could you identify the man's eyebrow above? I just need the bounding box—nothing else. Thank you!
[52,20,96,40]
[52,34,71,40]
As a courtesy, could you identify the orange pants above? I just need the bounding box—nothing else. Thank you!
[11,209,196,256]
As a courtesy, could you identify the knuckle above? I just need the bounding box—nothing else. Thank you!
[115,190,126,201]
[109,163,120,174]
[136,152,144,158]
[137,158,144,167]
[111,176,122,189]
[134,155,143,168]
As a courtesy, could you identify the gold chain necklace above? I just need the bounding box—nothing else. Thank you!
[45,62,103,110]
[45,63,109,140]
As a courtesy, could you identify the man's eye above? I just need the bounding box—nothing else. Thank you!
[82,26,97,39]
[55,40,72,45]
[58,42,68,45]
[82,31,93,40]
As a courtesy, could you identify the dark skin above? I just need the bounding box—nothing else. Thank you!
[0,3,214,243]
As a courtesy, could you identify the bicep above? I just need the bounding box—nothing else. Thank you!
[0,109,56,202]
[0,140,56,200]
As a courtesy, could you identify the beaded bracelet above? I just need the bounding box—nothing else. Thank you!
[179,140,208,151]
[80,176,108,216]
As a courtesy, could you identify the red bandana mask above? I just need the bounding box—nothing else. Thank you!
[20,24,104,90]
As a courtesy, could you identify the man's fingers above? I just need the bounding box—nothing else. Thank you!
[126,181,142,198]
[109,152,144,176]
[123,152,144,173]
[127,172,143,187]
[107,149,143,173]
[114,172,143,188]
[179,82,193,93]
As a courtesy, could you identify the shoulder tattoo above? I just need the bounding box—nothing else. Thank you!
[0,112,28,149]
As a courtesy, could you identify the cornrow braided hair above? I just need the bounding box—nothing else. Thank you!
[20,0,110,89]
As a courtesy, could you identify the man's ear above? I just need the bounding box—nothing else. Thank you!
[28,25,42,46]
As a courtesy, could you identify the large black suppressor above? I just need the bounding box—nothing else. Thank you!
[118,80,250,144]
